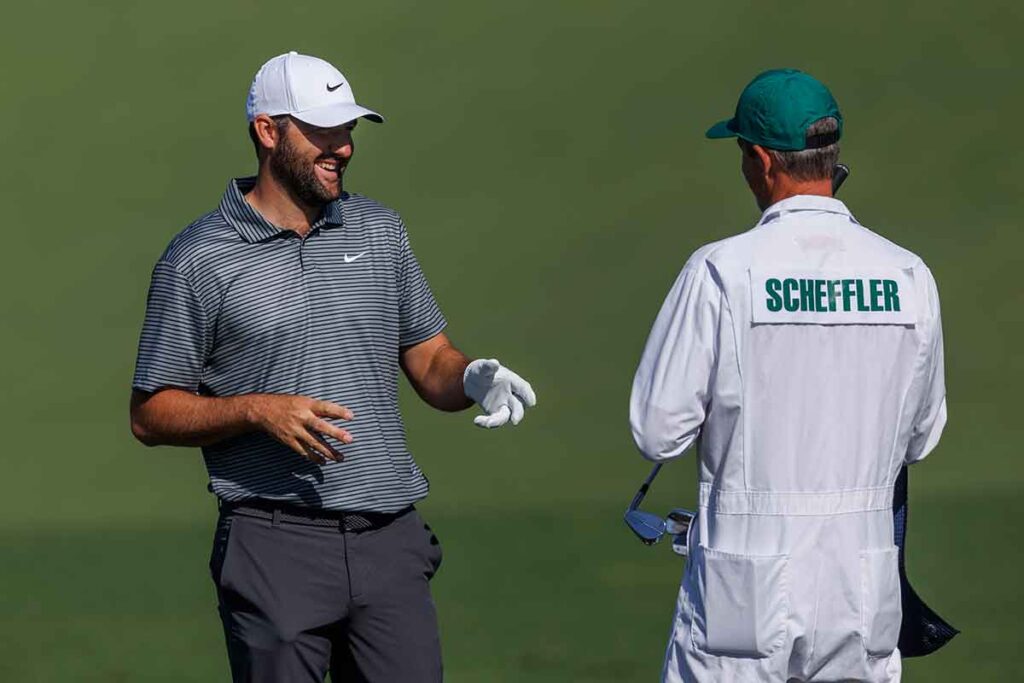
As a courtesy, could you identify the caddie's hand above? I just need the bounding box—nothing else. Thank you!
[247,394,354,465]
[462,359,537,429]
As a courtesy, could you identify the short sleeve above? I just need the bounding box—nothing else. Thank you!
[905,269,946,464]
[629,258,722,461]
[397,221,447,347]
[132,261,211,394]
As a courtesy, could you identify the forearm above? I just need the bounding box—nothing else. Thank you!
[409,344,475,412]
[130,388,257,447]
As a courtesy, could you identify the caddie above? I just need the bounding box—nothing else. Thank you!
[129,51,536,682]
[629,69,946,682]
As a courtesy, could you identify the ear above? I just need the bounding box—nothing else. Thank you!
[252,114,284,152]
[751,144,773,178]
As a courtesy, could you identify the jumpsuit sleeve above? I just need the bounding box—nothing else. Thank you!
[906,267,946,464]
[629,257,721,462]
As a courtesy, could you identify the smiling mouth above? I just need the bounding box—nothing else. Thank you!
[314,158,346,186]
[316,158,342,174]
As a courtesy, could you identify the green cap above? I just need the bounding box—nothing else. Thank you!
[706,69,842,151]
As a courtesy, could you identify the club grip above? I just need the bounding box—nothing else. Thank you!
[832,163,850,195]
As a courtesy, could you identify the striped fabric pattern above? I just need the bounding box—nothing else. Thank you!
[133,177,447,512]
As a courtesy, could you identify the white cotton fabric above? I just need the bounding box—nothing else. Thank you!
[629,195,945,683]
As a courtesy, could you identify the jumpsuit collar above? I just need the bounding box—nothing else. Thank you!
[756,194,858,227]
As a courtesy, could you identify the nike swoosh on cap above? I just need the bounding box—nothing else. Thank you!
[326,82,344,92]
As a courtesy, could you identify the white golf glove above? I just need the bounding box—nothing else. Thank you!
[463,359,537,428]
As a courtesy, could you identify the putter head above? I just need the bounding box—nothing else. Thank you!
[624,509,666,545]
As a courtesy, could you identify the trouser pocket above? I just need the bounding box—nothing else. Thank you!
[860,546,901,657]
[208,513,235,587]
[692,546,790,658]
[410,511,444,580]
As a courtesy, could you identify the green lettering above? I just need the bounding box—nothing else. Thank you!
[765,278,783,312]
[869,279,884,311]
[827,280,839,312]
[799,279,815,312]
[815,279,828,312]
[783,278,799,312]
[883,279,901,312]
[855,280,869,311]
[841,280,856,311]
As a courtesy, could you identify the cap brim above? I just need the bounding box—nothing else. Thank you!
[292,103,384,127]
[705,118,737,139]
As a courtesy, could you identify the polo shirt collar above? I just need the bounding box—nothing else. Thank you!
[756,194,858,227]
[219,176,346,243]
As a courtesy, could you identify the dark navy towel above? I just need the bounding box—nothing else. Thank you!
[894,465,960,657]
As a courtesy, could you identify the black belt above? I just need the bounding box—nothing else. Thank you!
[221,499,412,532]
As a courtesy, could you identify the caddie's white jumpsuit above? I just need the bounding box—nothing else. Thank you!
[630,195,946,683]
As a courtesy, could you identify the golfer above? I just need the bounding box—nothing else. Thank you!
[629,69,946,682]
[129,51,536,682]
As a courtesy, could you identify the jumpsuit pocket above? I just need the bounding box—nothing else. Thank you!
[692,546,790,658]
[860,546,901,657]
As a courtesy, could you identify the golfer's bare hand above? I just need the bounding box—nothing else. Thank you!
[247,394,354,465]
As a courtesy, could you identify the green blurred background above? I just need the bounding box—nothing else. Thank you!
[1,0,1021,680]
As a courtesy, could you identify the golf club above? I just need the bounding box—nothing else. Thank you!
[623,464,695,555]
[832,163,850,195]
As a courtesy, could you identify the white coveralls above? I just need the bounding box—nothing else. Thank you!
[630,196,946,683]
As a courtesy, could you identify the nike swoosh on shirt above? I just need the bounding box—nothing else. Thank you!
[327,82,345,92]
[343,252,367,263]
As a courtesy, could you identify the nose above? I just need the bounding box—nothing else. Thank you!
[333,132,354,158]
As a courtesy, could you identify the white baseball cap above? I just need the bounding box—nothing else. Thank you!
[245,51,384,127]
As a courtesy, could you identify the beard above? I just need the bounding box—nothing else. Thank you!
[268,133,342,207]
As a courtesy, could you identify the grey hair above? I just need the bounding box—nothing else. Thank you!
[766,117,840,181]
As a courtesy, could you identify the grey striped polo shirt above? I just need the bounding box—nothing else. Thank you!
[133,177,447,513]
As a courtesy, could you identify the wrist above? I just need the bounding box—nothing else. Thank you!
[463,359,489,404]
[234,394,264,432]
[462,361,475,398]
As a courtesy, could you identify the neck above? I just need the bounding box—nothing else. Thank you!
[244,163,320,235]
[764,177,833,209]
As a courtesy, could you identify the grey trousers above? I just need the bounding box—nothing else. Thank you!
[209,506,444,682]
